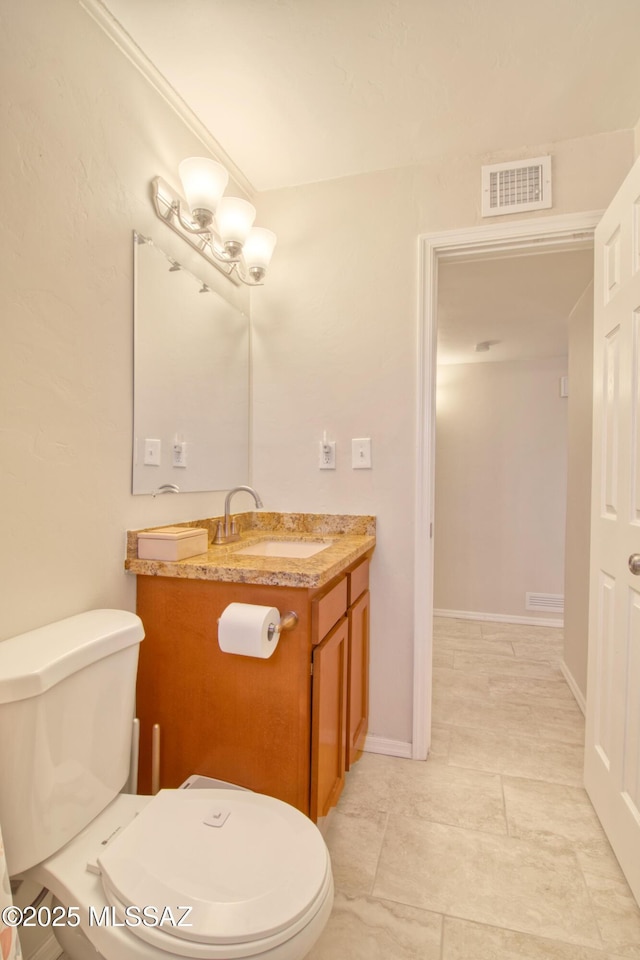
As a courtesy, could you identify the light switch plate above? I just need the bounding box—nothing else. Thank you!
[143,438,161,466]
[352,438,372,469]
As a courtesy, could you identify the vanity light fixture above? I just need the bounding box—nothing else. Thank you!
[151,158,277,286]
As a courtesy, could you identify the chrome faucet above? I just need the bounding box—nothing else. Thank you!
[215,485,264,543]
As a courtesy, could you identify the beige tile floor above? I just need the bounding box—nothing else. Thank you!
[307,617,640,960]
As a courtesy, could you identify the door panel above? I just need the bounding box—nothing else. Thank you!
[593,571,616,767]
[622,588,640,807]
[310,618,348,820]
[586,155,640,904]
[602,326,620,518]
[633,310,640,520]
[346,590,370,769]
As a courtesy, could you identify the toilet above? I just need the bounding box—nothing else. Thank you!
[0,610,333,960]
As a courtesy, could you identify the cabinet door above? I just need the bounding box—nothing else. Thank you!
[310,618,348,820]
[346,590,370,769]
[135,575,313,813]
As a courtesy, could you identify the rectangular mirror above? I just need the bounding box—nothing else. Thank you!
[132,233,249,494]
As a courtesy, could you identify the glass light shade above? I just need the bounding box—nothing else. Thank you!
[215,197,257,244]
[178,157,229,215]
[242,227,277,271]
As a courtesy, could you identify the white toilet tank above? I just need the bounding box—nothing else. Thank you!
[0,610,144,876]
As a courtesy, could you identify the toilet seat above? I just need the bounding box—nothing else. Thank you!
[27,789,333,960]
[98,789,331,956]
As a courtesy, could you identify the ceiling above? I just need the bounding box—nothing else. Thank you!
[96,0,640,192]
[436,248,593,365]
[92,1,610,364]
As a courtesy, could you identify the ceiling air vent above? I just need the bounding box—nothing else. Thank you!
[482,156,552,217]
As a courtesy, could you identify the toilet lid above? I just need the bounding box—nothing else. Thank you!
[97,789,330,947]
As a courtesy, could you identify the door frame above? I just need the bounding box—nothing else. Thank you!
[412,210,602,760]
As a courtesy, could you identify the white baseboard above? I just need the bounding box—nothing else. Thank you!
[364,735,412,759]
[434,608,563,629]
[560,660,586,715]
[25,933,63,960]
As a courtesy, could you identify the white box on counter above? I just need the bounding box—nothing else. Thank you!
[137,526,209,561]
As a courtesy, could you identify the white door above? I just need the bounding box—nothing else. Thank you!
[585,154,640,904]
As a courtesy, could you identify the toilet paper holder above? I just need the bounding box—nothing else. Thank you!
[267,611,298,641]
[217,610,298,641]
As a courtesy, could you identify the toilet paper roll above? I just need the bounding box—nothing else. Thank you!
[218,603,281,659]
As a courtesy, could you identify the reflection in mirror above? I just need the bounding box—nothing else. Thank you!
[132,233,249,494]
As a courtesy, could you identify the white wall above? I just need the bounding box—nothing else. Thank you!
[252,135,633,746]
[251,169,422,745]
[0,0,636,749]
[0,0,250,642]
[563,283,594,701]
[433,357,568,619]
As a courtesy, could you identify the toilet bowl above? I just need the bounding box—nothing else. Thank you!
[28,789,333,960]
[0,610,333,960]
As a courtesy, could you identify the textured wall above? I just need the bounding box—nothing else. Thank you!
[0,0,250,641]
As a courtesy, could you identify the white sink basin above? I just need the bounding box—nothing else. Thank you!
[233,539,332,559]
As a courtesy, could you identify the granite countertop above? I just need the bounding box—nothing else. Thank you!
[125,512,376,588]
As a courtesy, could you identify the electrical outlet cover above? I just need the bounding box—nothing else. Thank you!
[319,440,336,469]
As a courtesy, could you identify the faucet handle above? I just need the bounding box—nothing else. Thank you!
[213,521,226,544]
[230,517,239,536]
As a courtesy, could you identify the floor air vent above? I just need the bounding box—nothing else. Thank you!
[525,592,564,614]
[482,156,552,217]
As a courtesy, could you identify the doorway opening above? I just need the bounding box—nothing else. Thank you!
[413,211,601,760]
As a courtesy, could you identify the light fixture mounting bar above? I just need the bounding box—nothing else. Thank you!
[151,176,242,286]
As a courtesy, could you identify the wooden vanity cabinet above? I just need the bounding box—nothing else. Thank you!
[134,552,371,821]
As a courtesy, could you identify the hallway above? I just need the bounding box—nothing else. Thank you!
[308,618,640,959]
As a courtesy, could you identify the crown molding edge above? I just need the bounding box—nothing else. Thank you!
[78,0,256,200]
